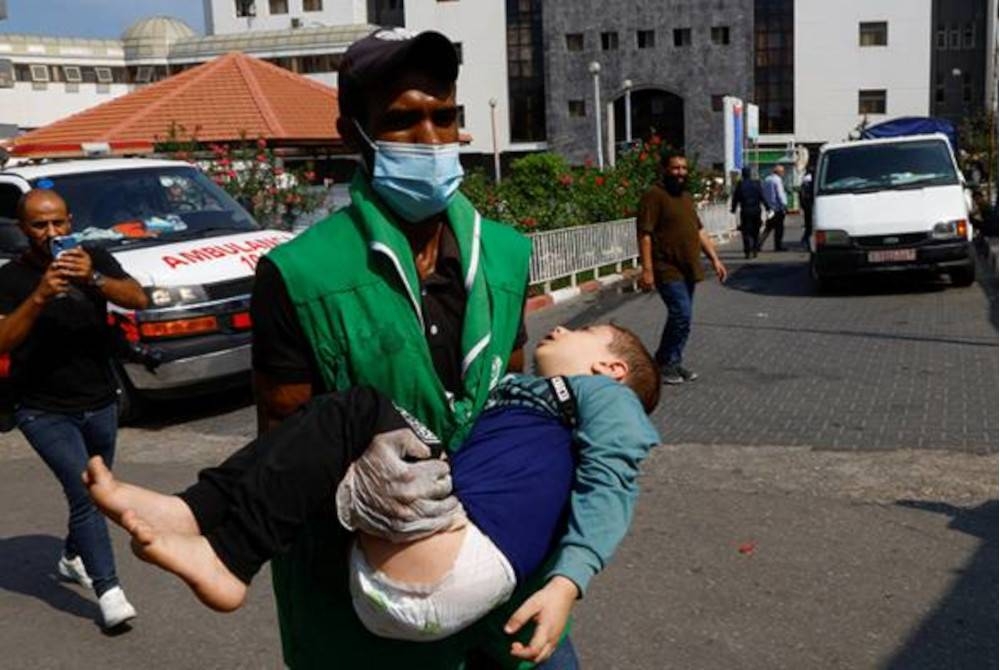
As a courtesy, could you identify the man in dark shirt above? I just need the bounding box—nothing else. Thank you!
[730,166,768,259]
[637,151,727,385]
[0,189,148,630]
[799,165,815,249]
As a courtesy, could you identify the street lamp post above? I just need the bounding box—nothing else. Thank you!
[588,61,603,169]
[623,78,633,145]
[488,97,501,184]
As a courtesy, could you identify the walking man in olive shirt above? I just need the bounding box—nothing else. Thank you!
[637,151,727,385]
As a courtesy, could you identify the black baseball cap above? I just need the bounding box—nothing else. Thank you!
[338,28,459,121]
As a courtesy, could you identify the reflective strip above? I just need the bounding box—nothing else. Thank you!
[461,333,491,378]
[370,241,424,332]
[464,211,482,291]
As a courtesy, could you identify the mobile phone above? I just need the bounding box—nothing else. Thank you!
[50,235,80,258]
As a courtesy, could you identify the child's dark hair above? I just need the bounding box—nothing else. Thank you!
[606,323,661,414]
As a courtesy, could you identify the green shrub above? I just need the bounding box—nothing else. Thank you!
[461,137,723,233]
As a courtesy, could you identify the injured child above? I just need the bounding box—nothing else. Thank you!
[86,323,661,648]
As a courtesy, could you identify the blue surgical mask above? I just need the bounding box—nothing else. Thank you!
[356,122,464,223]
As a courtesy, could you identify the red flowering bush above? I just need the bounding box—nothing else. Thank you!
[155,122,321,230]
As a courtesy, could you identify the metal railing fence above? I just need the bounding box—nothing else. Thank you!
[526,203,735,290]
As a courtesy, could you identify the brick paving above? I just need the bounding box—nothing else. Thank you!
[529,216,999,454]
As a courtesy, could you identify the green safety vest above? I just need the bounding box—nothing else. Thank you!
[266,174,531,668]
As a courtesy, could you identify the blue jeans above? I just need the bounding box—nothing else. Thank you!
[535,637,580,669]
[655,280,696,367]
[16,402,120,596]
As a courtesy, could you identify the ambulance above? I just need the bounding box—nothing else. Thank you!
[0,158,294,420]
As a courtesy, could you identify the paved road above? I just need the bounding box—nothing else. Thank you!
[1,217,996,668]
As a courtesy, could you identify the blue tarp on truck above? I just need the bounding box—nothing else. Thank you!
[861,117,958,154]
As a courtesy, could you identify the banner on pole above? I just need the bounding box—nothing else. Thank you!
[723,96,744,175]
[746,103,759,141]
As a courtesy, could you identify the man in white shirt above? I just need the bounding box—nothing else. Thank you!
[760,165,788,252]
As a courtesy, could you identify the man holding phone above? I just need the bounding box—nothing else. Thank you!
[0,189,148,630]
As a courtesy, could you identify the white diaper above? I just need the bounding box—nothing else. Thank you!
[349,523,516,641]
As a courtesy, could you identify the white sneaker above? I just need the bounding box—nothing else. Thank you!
[57,554,93,589]
[98,586,137,629]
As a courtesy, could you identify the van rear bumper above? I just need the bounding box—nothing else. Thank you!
[812,239,975,278]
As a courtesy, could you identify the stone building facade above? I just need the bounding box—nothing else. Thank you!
[542,0,754,167]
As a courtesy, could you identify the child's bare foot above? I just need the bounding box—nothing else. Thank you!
[121,510,247,612]
[85,456,199,535]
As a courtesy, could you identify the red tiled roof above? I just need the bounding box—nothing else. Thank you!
[13,52,341,158]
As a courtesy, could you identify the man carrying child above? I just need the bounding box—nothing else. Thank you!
[87,324,660,666]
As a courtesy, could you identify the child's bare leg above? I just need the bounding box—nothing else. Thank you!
[121,510,247,612]
[85,456,199,535]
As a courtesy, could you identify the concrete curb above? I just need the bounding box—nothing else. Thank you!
[525,268,640,315]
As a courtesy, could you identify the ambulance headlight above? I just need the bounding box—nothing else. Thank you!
[145,285,208,307]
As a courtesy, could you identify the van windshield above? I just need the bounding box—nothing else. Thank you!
[32,166,258,246]
[818,140,959,195]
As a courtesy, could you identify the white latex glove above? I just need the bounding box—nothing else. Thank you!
[336,427,462,542]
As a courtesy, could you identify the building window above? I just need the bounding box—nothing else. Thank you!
[859,21,887,46]
[673,28,691,47]
[0,60,15,89]
[935,71,945,103]
[601,31,618,51]
[135,65,154,84]
[858,89,886,114]
[507,0,546,142]
[457,105,466,128]
[568,99,586,117]
[637,29,655,49]
[300,53,339,73]
[235,0,255,18]
[303,0,323,10]
[949,23,960,49]
[936,23,946,49]
[453,42,463,64]
[711,94,724,112]
[566,33,584,51]
[754,0,794,133]
[368,0,404,26]
[269,0,288,15]
[63,65,83,83]
[962,23,975,49]
[29,64,50,83]
[711,26,730,45]
[95,67,113,84]
[962,70,973,103]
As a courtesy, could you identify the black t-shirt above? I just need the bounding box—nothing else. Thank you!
[0,247,130,412]
[251,225,528,397]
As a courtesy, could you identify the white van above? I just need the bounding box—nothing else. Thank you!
[0,158,293,418]
[809,134,976,290]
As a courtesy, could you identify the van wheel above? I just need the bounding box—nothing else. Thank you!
[949,265,976,287]
[111,362,142,424]
[810,255,833,293]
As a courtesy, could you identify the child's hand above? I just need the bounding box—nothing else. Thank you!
[504,575,579,664]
